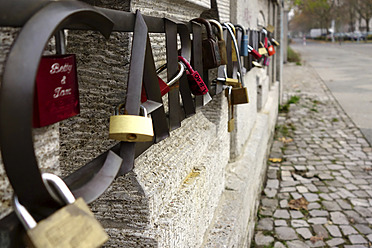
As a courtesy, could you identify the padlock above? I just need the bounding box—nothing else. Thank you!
[231,72,249,105]
[109,104,154,142]
[223,85,234,132]
[271,38,280,46]
[235,25,248,57]
[141,62,185,102]
[262,28,268,48]
[264,57,270,66]
[225,23,238,62]
[266,24,275,33]
[209,19,227,65]
[178,56,209,95]
[247,45,262,60]
[33,30,80,128]
[191,18,221,69]
[252,61,263,68]
[259,42,268,55]
[13,173,108,248]
[267,41,276,56]
[215,77,241,88]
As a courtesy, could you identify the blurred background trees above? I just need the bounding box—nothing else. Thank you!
[288,0,372,36]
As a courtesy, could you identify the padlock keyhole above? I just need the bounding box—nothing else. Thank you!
[126,134,137,140]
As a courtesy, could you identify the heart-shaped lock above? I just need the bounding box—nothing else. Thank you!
[178,56,209,96]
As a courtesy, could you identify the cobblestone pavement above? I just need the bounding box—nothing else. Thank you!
[252,62,372,248]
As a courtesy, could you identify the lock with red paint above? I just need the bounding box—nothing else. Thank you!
[141,62,185,103]
[247,45,262,60]
[33,54,80,128]
[267,42,276,56]
[178,56,208,96]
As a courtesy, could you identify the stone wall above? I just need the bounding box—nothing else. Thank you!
[0,0,283,247]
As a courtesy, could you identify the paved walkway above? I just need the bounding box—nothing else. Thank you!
[252,62,372,247]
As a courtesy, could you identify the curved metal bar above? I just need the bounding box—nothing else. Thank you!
[71,151,122,203]
[0,1,113,218]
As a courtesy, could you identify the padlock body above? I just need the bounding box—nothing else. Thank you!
[272,40,280,46]
[228,118,235,132]
[252,61,263,68]
[231,87,249,105]
[27,198,108,248]
[202,39,221,69]
[258,48,268,56]
[231,42,238,61]
[33,54,80,128]
[187,71,209,95]
[267,45,276,56]
[218,40,227,65]
[241,35,249,56]
[264,57,270,66]
[225,78,241,88]
[109,115,154,142]
[251,49,262,60]
[141,76,170,103]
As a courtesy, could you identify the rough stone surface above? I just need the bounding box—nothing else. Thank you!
[275,227,298,240]
[252,60,372,248]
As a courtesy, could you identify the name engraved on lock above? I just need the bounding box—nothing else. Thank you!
[33,54,80,127]
[50,63,73,74]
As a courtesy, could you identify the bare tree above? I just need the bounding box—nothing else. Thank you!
[353,0,372,32]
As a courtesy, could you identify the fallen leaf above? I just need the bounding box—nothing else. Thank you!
[363,167,372,172]
[269,158,282,163]
[310,236,324,243]
[278,137,293,143]
[288,197,309,210]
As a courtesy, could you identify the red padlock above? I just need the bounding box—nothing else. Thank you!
[33,54,80,128]
[267,44,276,56]
[247,45,262,60]
[141,62,185,103]
[178,56,208,96]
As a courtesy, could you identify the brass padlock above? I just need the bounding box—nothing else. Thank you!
[109,104,154,142]
[231,87,249,105]
[266,25,275,33]
[258,48,268,56]
[223,73,249,105]
[13,173,108,248]
[252,61,263,68]
[216,77,241,88]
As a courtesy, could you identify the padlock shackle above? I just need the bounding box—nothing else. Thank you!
[42,173,75,205]
[191,18,215,40]
[234,24,246,36]
[13,196,38,230]
[167,62,185,87]
[140,105,148,117]
[208,19,224,41]
[178,56,194,74]
[155,62,185,87]
[13,173,76,231]
[223,23,245,86]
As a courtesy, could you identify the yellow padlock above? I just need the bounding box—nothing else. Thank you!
[109,104,154,142]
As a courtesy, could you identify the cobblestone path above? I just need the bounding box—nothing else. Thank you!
[252,63,372,248]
